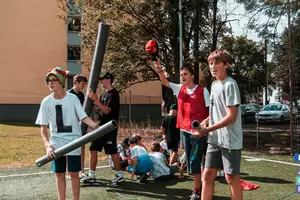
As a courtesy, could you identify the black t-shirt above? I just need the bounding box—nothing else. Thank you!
[68,88,85,105]
[161,115,180,142]
[99,88,120,125]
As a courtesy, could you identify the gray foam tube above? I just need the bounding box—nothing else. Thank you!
[81,23,110,135]
[35,120,117,167]
[191,120,200,129]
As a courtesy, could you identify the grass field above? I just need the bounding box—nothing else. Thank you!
[0,122,299,200]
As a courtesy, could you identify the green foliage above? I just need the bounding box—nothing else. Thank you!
[58,0,233,93]
[220,36,265,103]
[272,13,300,98]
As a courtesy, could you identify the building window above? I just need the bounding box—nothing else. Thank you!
[68,18,81,32]
[68,46,81,61]
[67,75,74,89]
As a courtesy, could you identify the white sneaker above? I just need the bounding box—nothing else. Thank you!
[216,171,225,177]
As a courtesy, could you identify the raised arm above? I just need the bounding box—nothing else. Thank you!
[153,58,170,88]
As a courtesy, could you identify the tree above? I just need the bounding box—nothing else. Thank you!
[220,36,265,103]
[58,0,237,92]
[272,13,300,99]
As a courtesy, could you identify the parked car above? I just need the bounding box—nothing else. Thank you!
[241,104,258,124]
[255,103,290,124]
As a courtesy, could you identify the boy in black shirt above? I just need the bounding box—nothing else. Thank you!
[161,104,180,165]
[68,74,88,178]
[68,74,87,105]
[82,72,125,185]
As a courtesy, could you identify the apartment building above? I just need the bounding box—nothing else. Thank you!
[0,0,162,122]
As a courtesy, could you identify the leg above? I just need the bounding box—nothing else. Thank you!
[105,133,125,184]
[193,174,201,189]
[201,144,223,200]
[80,144,85,175]
[88,136,104,177]
[169,141,179,165]
[89,151,98,171]
[67,155,81,200]
[189,137,205,192]
[225,174,243,200]
[52,156,67,200]
[221,148,243,200]
[111,153,121,171]
[170,151,178,164]
[69,172,80,200]
[201,168,217,200]
[56,173,66,200]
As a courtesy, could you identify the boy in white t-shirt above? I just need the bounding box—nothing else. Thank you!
[149,142,177,181]
[36,67,98,200]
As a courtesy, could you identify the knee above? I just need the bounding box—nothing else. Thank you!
[203,170,216,182]
[56,172,65,178]
[225,174,239,185]
[68,172,79,180]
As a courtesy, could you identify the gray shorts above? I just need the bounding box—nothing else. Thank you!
[205,144,241,175]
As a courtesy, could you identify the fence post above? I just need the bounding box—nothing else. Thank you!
[256,87,259,149]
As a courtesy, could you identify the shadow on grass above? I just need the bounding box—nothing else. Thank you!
[241,176,293,184]
[212,196,231,200]
[108,178,190,200]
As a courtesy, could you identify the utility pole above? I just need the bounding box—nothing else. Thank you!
[287,0,294,155]
[179,0,183,73]
[264,39,268,105]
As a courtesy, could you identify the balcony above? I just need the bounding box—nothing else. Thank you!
[67,60,81,75]
[67,31,80,46]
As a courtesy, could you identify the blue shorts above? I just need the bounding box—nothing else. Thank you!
[52,155,81,173]
[128,154,153,175]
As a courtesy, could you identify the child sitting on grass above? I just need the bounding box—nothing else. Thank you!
[126,137,153,183]
[149,142,178,181]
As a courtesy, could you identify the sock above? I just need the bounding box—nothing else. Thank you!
[116,171,123,177]
[194,188,201,195]
[89,170,95,178]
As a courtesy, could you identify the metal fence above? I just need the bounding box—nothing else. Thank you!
[119,93,162,122]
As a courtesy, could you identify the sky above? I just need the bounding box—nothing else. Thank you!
[224,0,287,42]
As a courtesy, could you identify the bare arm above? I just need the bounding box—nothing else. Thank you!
[82,116,98,129]
[192,106,238,138]
[88,88,111,114]
[206,105,238,133]
[161,126,166,135]
[41,125,50,147]
[153,58,170,88]
[40,125,55,159]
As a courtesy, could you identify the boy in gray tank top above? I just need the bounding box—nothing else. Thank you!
[192,50,243,200]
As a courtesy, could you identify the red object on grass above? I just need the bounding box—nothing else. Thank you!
[240,179,259,191]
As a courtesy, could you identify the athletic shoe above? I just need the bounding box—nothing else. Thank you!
[139,173,149,183]
[188,192,200,200]
[111,174,125,185]
[80,175,95,183]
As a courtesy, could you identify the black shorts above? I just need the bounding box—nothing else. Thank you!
[89,129,118,154]
[167,141,179,152]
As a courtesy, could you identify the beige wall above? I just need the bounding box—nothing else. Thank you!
[0,0,162,105]
[121,81,162,104]
[0,0,66,104]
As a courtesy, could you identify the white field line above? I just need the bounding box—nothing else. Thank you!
[1,156,299,179]
[242,155,300,166]
[0,165,110,178]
